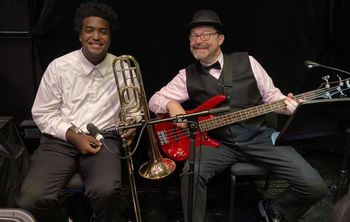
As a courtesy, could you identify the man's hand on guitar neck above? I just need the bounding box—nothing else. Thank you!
[166,100,188,128]
[282,93,305,115]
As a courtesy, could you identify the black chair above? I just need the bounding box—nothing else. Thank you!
[229,162,271,222]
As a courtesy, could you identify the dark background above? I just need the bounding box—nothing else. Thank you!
[0,1,349,220]
[0,0,349,125]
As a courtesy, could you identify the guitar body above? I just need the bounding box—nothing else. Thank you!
[154,95,226,161]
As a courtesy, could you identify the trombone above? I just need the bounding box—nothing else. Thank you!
[112,55,176,222]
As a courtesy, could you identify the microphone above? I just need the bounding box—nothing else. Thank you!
[304,60,350,76]
[87,123,104,141]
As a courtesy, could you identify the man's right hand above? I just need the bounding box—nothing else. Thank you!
[66,127,102,154]
[166,100,187,128]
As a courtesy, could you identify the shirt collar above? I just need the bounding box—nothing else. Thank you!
[200,53,224,69]
[79,49,109,77]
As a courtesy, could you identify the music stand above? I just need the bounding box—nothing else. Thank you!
[275,98,350,202]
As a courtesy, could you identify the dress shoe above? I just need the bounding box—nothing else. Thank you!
[258,199,284,222]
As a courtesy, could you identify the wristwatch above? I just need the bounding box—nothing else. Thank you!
[69,125,83,134]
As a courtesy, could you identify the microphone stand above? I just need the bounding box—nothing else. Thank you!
[109,106,229,222]
[305,60,350,76]
[147,106,230,222]
[186,117,198,222]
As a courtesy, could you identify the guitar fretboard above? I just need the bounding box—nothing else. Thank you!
[198,86,336,132]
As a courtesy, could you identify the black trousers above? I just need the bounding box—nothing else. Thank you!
[180,129,327,222]
[17,134,125,222]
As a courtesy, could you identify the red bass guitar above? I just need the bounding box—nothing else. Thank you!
[153,77,350,161]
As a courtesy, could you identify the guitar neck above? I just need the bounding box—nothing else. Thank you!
[199,87,330,132]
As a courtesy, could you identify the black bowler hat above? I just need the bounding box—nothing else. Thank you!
[186,10,225,34]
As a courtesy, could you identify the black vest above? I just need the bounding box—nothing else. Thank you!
[186,52,271,144]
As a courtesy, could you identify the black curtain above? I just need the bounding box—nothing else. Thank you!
[1,0,349,123]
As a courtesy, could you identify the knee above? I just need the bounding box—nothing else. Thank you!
[302,178,327,200]
[17,187,50,211]
[17,194,34,211]
[312,179,327,199]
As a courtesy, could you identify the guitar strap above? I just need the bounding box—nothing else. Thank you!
[220,52,250,102]
[220,53,234,101]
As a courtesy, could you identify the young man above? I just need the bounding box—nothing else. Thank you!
[148,10,327,222]
[17,2,135,222]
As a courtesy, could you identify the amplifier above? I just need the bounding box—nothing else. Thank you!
[19,120,40,154]
[19,120,41,139]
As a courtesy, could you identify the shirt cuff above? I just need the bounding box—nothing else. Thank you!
[158,98,171,114]
[271,132,280,145]
[56,121,73,141]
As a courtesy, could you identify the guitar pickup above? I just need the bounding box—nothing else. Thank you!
[157,130,169,145]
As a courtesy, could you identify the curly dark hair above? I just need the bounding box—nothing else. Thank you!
[74,1,119,34]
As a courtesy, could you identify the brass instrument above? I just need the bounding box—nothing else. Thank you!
[112,55,176,221]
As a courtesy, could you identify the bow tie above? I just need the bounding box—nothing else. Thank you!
[203,61,221,70]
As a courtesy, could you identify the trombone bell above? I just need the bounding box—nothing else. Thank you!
[139,157,176,180]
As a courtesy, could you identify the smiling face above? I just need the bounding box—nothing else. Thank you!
[189,26,224,64]
[80,16,111,65]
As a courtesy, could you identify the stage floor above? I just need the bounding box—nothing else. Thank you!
[64,140,346,222]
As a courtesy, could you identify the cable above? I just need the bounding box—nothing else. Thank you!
[102,120,149,160]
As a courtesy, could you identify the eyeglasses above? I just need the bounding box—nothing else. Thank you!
[189,32,218,42]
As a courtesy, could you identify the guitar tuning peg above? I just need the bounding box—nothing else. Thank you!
[322,75,330,81]
[322,75,330,88]
[337,86,346,97]
[337,75,344,86]
[325,92,332,99]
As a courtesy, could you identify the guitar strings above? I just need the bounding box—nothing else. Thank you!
[160,85,344,142]
[200,84,348,131]
[162,87,331,141]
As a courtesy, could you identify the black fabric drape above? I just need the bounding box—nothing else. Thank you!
[0,117,29,207]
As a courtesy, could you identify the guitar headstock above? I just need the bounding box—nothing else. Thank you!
[317,75,350,99]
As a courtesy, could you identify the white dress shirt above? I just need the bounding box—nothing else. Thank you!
[32,49,127,141]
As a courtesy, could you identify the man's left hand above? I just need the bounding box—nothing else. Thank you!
[283,93,304,115]
[121,127,137,146]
